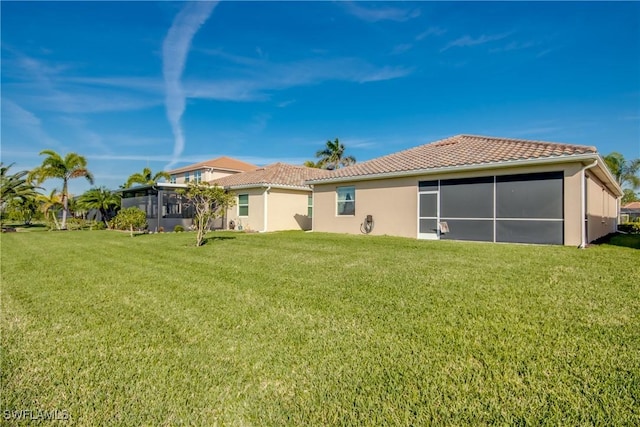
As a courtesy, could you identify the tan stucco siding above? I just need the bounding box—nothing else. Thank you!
[586,171,618,242]
[267,189,312,231]
[226,188,265,232]
[312,163,590,245]
[562,163,583,247]
[313,177,418,238]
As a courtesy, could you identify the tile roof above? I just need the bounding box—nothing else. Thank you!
[622,201,640,210]
[211,162,333,190]
[308,134,597,181]
[167,156,258,175]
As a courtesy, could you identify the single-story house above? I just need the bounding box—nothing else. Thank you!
[211,163,331,232]
[621,201,640,222]
[166,156,258,184]
[306,134,622,246]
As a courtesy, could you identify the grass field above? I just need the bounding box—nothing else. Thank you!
[1,230,639,425]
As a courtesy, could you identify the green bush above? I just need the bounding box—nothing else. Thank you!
[66,218,88,230]
[618,222,640,234]
[92,221,107,230]
[174,225,185,233]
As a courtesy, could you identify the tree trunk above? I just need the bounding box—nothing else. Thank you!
[130,225,134,237]
[51,211,60,230]
[61,179,69,230]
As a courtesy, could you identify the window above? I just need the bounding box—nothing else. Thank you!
[170,175,176,184]
[184,172,190,183]
[337,186,355,216]
[194,170,202,183]
[308,194,313,217]
[238,194,249,216]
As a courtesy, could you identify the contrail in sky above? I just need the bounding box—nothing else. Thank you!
[163,1,217,169]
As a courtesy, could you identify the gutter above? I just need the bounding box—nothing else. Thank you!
[580,160,598,248]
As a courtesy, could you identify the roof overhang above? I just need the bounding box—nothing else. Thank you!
[306,153,623,197]
[223,183,312,192]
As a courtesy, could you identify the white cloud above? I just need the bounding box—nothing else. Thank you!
[183,57,413,101]
[416,27,446,41]
[342,2,421,23]
[441,33,510,52]
[1,98,61,149]
[162,1,218,169]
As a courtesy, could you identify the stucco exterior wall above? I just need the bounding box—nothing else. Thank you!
[267,189,312,231]
[586,171,618,242]
[226,188,265,232]
[312,162,591,245]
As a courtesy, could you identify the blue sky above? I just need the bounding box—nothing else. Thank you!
[2,1,639,195]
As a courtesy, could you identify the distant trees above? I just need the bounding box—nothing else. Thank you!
[604,152,640,190]
[604,152,639,205]
[305,138,356,170]
[78,187,121,227]
[125,167,171,188]
[179,182,235,246]
[0,163,39,224]
[30,150,94,230]
[38,189,63,230]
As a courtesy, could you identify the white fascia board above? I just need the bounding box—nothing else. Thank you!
[225,183,311,192]
[306,154,602,185]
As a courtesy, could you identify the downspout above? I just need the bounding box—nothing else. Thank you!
[579,160,598,248]
[263,186,271,232]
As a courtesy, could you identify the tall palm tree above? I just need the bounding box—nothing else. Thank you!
[315,138,356,170]
[30,150,94,230]
[125,167,171,188]
[38,189,63,230]
[1,163,39,224]
[78,187,121,227]
[604,152,640,189]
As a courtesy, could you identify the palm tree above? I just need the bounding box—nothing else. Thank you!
[303,160,323,168]
[30,150,94,230]
[78,187,121,227]
[38,189,63,230]
[604,152,640,189]
[1,163,39,224]
[125,167,171,188]
[314,138,356,170]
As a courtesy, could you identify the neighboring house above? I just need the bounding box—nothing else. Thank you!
[121,156,257,232]
[211,163,331,232]
[166,156,258,184]
[306,134,622,246]
[621,201,640,222]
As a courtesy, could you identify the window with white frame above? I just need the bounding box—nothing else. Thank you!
[184,172,190,183]
[194,170,202,183]
[238,194,249,216]
[170,175,176,184]
[336,186,355,216]
[308,194,313,217]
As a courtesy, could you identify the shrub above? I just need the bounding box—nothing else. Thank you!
[92,221,106,230]
[174,225,185,233]
[111,207,147,237]
[618,222,640,234]
[158,226,164,233]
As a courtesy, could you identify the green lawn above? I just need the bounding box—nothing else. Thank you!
[1,231,639,425]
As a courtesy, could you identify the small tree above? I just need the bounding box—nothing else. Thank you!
[113,207,147,237]
[180,182,235,246]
